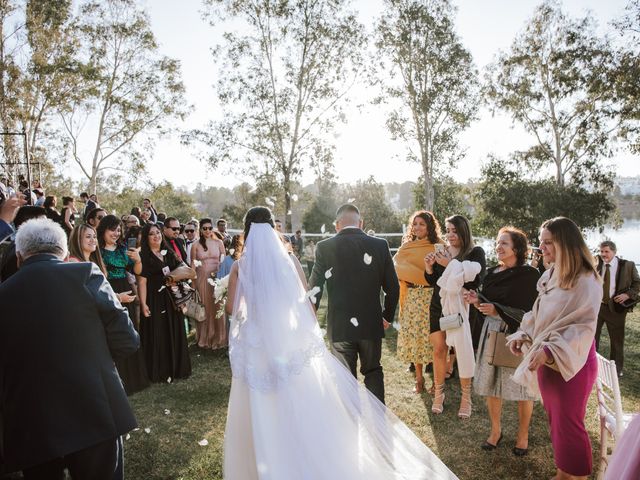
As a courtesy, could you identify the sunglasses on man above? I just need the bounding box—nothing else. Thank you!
[168,227,181,231]
[185,229,195,233]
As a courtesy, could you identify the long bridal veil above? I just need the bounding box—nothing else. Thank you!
[224,223,458,480]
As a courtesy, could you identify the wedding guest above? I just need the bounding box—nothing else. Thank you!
[184,220,199,265]
[508,217,602,480]
[33,188,45,207]
[394,210,440,393]
[292,229,304,258]
[138,223,191,382]
[302,240,316,278]
[465,227,539,456]
[97,215,150,395]
[60,196,77,236]
[217,218,231,243]
[425,215,485,418]
[218,234,241,279]
[43,195,62,224]
[157,212,167,225]
[595,240,640,377]
[80,192,97,220]
[130,206,142,221]
[0,206,46,282]
[191,218,227,349]
[0,186,26,242]
[86,207,106,229]
[142,198,158,223]
[0,218,138,479]
[139,209,152,225]
[67,224,107,274]
[124,214,140,234]
[163,217,187,262]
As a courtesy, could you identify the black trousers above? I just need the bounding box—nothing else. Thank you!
[595,303,627,374]
[330,338,385,404]
[22,437,123,480]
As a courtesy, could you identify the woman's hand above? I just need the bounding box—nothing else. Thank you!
[476,302,498,317]
[141,303,151,317]
[434,249,452,267]
[424,253,436,273]
[463,289,480,305]
[510,339,524,356]
[127,247,141,263]
[118,291,136,304]
[527,349,549,371]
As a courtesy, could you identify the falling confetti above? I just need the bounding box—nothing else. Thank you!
[198,439,209,446]
[167,377,172,383]
[144,428,151,434]
[320,224,326,234]
[350,317,359,327]
[265,197,275,207]
[348,198,355,203]
[125,433,131,440]
[229,248,235,255]
[160,310,166,314]
[306,286,321,303]
[324,268,333,279]
[164,409,171,415]
[392,322,401,331]
[160,250,167,256]
[291,194,298,202]
[287,210,292,215]
[363,253,372,265]
[193,259,202,267]
[133,428,140,432]
[158,285,166,292]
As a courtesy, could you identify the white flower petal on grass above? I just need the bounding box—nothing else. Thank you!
[324,268,333,279]
[158,285,166,292]
[348,197,355,203]
[392,322,401,331]
[207,278,215,286]
[144,428,151,434]
[193,259,202,267]
[350,317,359,327]
[167,377,172,383]
[198,439,209,446]
[160,250,167,256]
[125,433,131,440]
[320,224,326,234]
[164,409,171,415]
[363,253,372,265]
[133,428,140,432]
[291,194,298,202]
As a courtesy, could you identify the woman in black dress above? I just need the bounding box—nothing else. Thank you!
[97,215,150,395]
[424,215,486,418]
[138,223,192,382]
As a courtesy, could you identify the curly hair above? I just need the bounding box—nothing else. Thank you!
[403,210,442,245]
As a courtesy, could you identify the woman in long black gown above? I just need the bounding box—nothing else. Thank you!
[138,223,191,382]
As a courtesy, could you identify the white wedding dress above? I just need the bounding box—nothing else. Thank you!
[224,223,458,480]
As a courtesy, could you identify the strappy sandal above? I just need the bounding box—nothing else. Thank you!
[432,383,445,414]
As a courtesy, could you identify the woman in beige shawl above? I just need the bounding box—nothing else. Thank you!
[508,217,601,480]
[394,211,440,393]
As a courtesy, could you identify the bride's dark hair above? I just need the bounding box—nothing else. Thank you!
[243,206,275,244]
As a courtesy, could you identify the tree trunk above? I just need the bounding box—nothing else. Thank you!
[284,174,292,232]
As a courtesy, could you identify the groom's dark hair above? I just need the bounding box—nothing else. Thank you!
[336,204,360,217]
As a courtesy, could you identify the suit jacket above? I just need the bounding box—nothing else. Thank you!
[597,256,640,313]
[0,254,139,471]
[168,237,187,263]
[309,228,399,342]
[0,220,12,243]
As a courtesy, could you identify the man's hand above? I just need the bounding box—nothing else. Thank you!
[0,193,26,224]
[614,293,630,304]
[382,318,391,330]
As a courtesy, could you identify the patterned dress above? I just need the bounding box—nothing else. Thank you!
[397,287,434,364]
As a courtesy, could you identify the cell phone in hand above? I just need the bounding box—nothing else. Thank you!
[127,237,137,250]
[434,243,445,253]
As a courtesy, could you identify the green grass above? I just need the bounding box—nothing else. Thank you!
[125,308,640,479]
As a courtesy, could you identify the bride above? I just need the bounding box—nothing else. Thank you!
[223,206,457,480]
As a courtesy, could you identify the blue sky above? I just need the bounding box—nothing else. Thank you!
[133,0,639,189]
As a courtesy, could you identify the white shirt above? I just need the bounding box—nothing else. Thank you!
[601,256,619,299]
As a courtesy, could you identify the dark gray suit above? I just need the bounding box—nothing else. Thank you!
[309,228,399,403]
[0,254,139,477]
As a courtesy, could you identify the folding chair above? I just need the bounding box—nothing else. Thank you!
[595,353,636,479]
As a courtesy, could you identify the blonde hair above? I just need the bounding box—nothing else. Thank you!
[540,217,599,289]
[68,224,107,276]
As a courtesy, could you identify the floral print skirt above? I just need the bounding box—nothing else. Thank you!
[397,287,433,364]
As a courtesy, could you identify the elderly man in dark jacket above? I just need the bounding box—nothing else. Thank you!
[0,218,139,479]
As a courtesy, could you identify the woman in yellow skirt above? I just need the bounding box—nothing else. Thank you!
[394,210,442,393]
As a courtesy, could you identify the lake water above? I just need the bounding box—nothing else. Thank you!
[585,219,640,265]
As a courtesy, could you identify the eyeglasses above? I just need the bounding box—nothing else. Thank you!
[168,227,180,231]
[202,226,213,231]
[185,229,195,233]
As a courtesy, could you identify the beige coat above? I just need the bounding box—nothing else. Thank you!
[507,268,602,396]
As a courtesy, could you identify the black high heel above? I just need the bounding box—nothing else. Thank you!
[481,433,503,451]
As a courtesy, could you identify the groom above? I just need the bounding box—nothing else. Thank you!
[309,204,399,404]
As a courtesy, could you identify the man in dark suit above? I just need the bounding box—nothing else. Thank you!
[0,218,139,479]
[595,240,640,377]
[309,204,399,404]
[163,216,187,262]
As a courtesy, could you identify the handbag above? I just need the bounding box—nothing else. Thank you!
[485,327,522,369]
[185,289,207,322]
[439,313,463,331]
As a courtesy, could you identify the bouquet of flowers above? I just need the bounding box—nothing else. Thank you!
[208,274,230,318]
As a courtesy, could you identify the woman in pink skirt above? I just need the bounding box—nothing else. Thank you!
[191,218,227,349]
[508,217,602,480]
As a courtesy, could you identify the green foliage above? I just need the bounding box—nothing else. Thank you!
[412,175,471,227]
[302,184,339,233]
[473,157,617,241]
[375,0,478,210]
[485,0,622,188]
[187,0,365,230]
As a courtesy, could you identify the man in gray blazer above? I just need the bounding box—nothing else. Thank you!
[0,218,139,479]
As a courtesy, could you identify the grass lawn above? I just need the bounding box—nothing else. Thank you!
[125,307,640,479]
